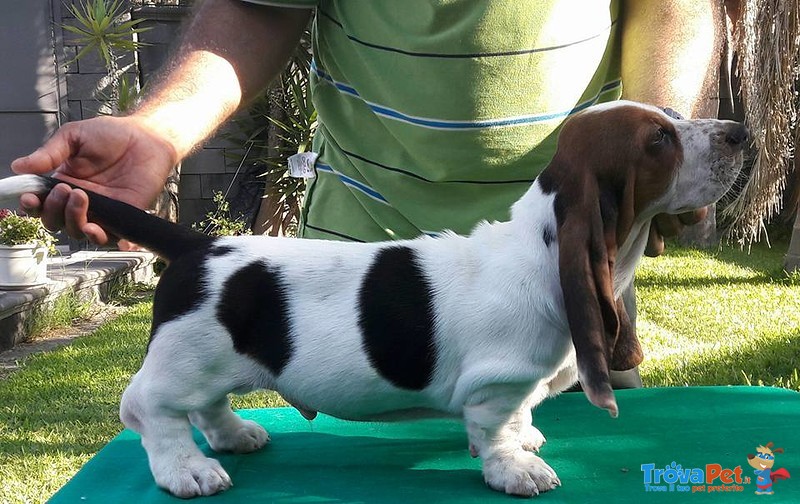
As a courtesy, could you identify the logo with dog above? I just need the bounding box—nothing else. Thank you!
[747,442,791,496]
[640,441,791,495]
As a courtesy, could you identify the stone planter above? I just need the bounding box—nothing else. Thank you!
[0,244,48,289]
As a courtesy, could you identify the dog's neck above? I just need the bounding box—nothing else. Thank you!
[506,179,652,300]
[613,219,651,298]
[506,179,559,245]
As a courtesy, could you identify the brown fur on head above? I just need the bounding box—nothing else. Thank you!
[537,103,684,416]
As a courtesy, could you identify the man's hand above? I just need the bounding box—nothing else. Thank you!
[11,116,177,244]
[644,207,709,257]
[10,2,309,246]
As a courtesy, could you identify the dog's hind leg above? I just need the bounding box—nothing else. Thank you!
[120,376,233,497]
[188,397,270,454]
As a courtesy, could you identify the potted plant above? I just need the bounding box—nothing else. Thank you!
[0,209,57,289]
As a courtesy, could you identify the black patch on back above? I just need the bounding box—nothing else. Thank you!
[358,247,437,390]
[209,244,235,257]
[149,248,210,349]
[542,226,555,247]
[217,260,293,375]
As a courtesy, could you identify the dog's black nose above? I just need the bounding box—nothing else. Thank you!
[726,124,749,147]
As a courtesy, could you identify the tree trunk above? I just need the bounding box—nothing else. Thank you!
[253,95,291,236]
[784,210,800,272]
[151,164,181,222]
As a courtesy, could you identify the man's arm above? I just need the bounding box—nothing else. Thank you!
[137,0,312,160]
[620,0,728,254]
[12,1,311,242]
[620,0,726,118]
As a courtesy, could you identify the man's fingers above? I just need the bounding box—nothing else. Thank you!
[67,190,111,245]
[64,189,91,239]
[644,224,665,257]
[81,222,110,246]
[11,149,56,174]
[17,178,109,246]
[678,206,708,226]
[11,126,73,175]
[19,193,43,217]
[40,184,71,232]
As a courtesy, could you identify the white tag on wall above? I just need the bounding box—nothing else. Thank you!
[287,152,319,179]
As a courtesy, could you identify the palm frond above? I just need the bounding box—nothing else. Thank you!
[224,28,316,237]
[721,0,800,244]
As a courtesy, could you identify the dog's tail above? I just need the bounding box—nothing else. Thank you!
[0,175,212,262]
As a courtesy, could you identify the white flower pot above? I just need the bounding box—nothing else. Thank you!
[0,244,49,289]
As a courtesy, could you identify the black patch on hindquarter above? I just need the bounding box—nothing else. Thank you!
[358,247,437,390]
[149,248,210,348]
[217,260,293,375]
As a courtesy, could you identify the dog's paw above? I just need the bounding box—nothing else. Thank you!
[482,450,560,496]
[154,455,232,498]
[519,423,546,452]
[208,419,270,454]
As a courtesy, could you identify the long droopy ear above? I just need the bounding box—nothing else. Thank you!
[542,108,649,417]
[556,184,622,417]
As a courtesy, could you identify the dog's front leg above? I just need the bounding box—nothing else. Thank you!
[516,363,578,453]
[463,384,561,496]
[471,394,545,455]
[188,397,270,454]
[517,402,547,453]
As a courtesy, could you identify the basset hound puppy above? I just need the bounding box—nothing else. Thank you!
[0,101,748,498]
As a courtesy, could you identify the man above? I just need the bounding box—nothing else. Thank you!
[11,0,728,385]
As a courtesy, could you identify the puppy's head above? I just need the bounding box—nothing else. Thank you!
[538,101,747,416]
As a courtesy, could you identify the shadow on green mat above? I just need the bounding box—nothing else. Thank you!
[49,388,800,504]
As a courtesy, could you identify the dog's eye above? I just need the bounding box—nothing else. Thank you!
[652,128,667,145]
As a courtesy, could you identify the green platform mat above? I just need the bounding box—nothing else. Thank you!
[50,387,799,503]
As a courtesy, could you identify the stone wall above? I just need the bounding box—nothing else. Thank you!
[0,0,65,175]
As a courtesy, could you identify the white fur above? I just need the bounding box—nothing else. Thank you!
[0,175,50,210]
[107,105,745,498]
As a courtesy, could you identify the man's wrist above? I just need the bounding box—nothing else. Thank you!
[121,114,184,168]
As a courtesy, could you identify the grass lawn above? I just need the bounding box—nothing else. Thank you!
[0,242,798,503]
[636,242,800,390]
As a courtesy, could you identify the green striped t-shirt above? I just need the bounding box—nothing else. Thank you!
[246,1,622,242]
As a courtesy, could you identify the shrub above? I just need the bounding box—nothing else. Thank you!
[0,209,57,251]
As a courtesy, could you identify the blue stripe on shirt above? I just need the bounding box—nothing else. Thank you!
[311,60,621,130]
[316,163,389,204]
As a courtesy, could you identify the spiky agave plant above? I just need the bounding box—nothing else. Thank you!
[63,0,150,113]
[225,29,316,237]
